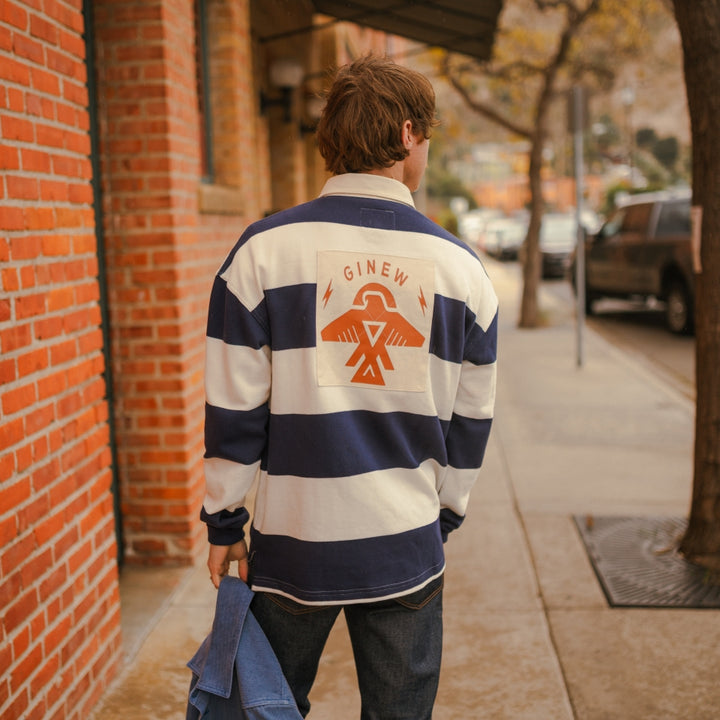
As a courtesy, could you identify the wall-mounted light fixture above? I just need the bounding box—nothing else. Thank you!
[260,57,305,123]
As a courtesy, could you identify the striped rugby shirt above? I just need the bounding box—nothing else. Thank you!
[202,173,498,605]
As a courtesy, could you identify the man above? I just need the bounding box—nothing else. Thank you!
[201,54,498,719]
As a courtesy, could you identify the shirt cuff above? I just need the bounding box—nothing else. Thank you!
[200,506,249,545]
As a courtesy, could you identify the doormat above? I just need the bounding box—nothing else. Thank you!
[573,515,720,608]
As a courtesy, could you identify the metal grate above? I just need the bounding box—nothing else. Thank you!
[574,516,720,608]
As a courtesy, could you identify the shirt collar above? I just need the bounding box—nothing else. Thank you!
[319,173,415,208]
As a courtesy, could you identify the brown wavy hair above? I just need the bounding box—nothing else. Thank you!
[316,55,439,175]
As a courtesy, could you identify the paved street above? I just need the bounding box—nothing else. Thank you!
[540,271,695,401]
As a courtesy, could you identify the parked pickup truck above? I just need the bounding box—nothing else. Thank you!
[574,190,695,334]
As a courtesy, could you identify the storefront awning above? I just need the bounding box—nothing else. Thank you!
[310,0,503,60]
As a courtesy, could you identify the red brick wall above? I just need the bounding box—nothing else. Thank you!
[92,0,258,565]
[0,2,121,719]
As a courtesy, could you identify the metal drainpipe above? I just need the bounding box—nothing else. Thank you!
[82,0,125,564]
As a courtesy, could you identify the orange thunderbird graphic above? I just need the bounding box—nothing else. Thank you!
[320,282,425,386]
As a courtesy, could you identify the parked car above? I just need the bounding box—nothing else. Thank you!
[458,208,502,250]
[573,190,694,334]
[484,217,527,261]
[540,213,577,278]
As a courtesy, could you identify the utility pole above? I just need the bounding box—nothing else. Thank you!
[570,86,587,367]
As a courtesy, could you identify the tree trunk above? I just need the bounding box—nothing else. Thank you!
[445,0,602,329]
[673,0,720,569]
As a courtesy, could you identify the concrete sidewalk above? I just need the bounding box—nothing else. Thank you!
[92,259,720,720]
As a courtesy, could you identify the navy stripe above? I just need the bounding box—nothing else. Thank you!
[234,195,479,259]
[207,276,269,348]
[205,402,269,464]
[205,408,491,474]
[311,196,475,256]
[208,279,493,361]
[429,297,497,365]
[439,508,464,541]
[214,283,487,359]
[207,278,316,350]
[429,295,466,363]
[249,521,445,602]
[265,284,316,350]
[201,506,250,545]
[466,309,498,365]
[446,414,492,469]
[266,410,447,478]
[360,207,396,229]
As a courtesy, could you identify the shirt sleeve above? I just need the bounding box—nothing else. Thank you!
[202,267,272,546]
[438,274,498,540]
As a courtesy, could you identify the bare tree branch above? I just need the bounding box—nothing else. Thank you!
[483,60,548,80]
[442,55,534,139]
[567,59,615,87]
[535,0,581,13]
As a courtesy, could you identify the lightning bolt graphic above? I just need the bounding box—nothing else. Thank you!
[322,280,333,308]
[418,286,428,315]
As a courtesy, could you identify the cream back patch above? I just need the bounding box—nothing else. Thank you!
[317,251,435,391]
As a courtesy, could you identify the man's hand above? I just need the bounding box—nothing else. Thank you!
[208,539,249,588]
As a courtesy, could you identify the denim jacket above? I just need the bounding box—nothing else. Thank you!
[186,576,302,719]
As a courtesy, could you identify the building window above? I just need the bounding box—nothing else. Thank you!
[194,0,248,215]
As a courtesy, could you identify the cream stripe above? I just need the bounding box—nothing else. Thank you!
[453,361,497,420]
[474,285,499,330]
[266,347,463,420]
[203,456,260,514]
[436,466,483,518]
[223,222,496,322]
[205,337,271,411]
[252,460,444,542]
[205,338,494,419]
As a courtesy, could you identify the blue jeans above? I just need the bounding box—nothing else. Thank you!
[249,575,444,719]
